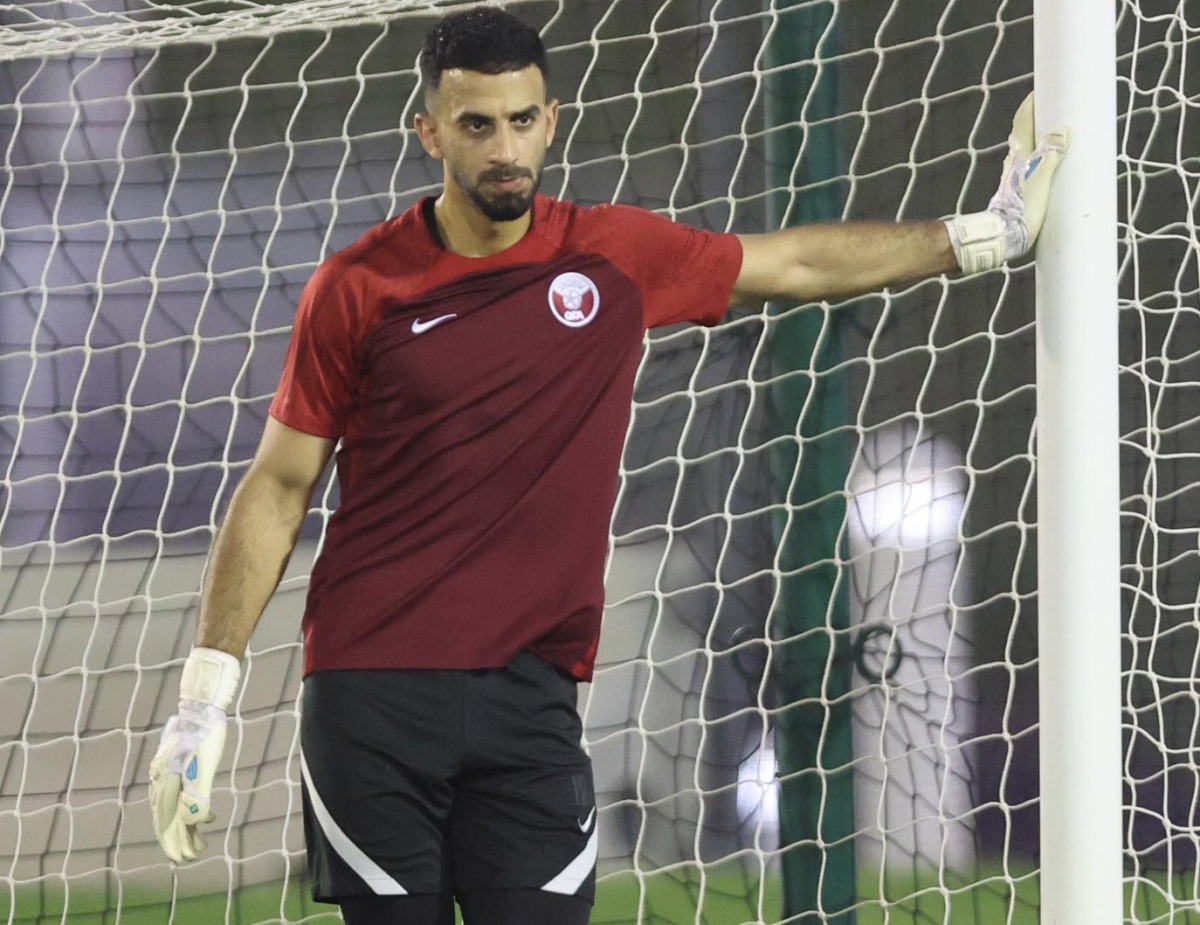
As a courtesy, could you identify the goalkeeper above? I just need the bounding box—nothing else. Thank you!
[148,7,1068,925]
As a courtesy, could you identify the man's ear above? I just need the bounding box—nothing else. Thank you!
[545,98,560,150]
[414,111,443,159]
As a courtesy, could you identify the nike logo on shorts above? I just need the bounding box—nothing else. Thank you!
[411,314,457,334]
[577,807,595,833]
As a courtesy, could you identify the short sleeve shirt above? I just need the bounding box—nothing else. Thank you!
[270,195,743,680]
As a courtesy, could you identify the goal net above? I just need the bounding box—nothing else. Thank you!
[0,1,1194,923]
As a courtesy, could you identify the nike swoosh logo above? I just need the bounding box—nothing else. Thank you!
[577,807,595,833]
[411,313,458,334]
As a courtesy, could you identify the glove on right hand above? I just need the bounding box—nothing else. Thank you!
[150,700,228,862]
[148,646,241,864]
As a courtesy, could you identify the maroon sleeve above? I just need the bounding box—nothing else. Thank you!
[593,204,744,328]
[268,259,365,439]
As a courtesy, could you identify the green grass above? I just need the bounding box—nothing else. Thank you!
[0,878,336,925]
[2,864,1195,924]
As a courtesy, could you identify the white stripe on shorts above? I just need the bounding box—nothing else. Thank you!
[300,750,407,895]
[540,823,598,895]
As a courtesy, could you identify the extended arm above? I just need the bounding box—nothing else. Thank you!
[732,219,956,306]
[730,94,1069,309]
[150,418,334,863]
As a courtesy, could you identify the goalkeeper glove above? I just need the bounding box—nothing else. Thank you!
[946,93,1070,274]
[149,647,241,863]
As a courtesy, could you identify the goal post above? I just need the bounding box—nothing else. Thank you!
[1034,2,1123,924]
[0,3,1195,925]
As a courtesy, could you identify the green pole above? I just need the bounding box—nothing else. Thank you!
[763,3,856,923]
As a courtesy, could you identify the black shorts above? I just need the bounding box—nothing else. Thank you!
[299,651,596,904]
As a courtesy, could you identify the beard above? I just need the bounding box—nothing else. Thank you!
[457,164,542,222]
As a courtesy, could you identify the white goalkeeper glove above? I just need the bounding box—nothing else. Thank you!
[946,93,1070,274]
[149,647,241,863]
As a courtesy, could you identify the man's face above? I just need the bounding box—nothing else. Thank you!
[417,66,558,222]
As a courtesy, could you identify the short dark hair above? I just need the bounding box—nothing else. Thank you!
[420,8,548,94]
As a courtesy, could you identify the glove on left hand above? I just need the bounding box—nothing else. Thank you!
[946,93,1071,273]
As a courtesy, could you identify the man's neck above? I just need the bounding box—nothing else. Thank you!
[433,188,532,258]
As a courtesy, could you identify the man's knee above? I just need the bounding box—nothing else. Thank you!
[458,888,591,925]
[338,892,455,925]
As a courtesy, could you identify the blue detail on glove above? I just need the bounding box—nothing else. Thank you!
[186,756,198,782]
[1025,155,1043,179]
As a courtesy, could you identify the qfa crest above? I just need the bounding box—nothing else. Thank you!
[548,272,600,328]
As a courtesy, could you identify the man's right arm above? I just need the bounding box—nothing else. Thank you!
[150,417,334,863]
[195,416,336,658]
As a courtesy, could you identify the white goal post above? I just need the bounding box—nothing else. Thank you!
[1034,3,1121,925]
[0,2,1195,924]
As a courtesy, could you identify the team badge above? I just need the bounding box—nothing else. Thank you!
[548,272,600,328]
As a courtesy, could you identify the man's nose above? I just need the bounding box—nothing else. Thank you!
[489,123,519,163]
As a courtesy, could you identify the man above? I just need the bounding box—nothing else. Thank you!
[148,7,1068,925]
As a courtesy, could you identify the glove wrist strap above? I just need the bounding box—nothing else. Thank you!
[180,647,242,711]
[945,211,1007,275]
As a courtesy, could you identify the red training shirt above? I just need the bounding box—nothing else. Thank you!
[269,195,743,680]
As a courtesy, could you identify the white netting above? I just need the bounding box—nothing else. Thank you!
[1118,2,1200,919]
[0,1,1194,923]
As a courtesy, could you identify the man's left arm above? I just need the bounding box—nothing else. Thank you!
[730,93,1070,309]
[733,220,957,307]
